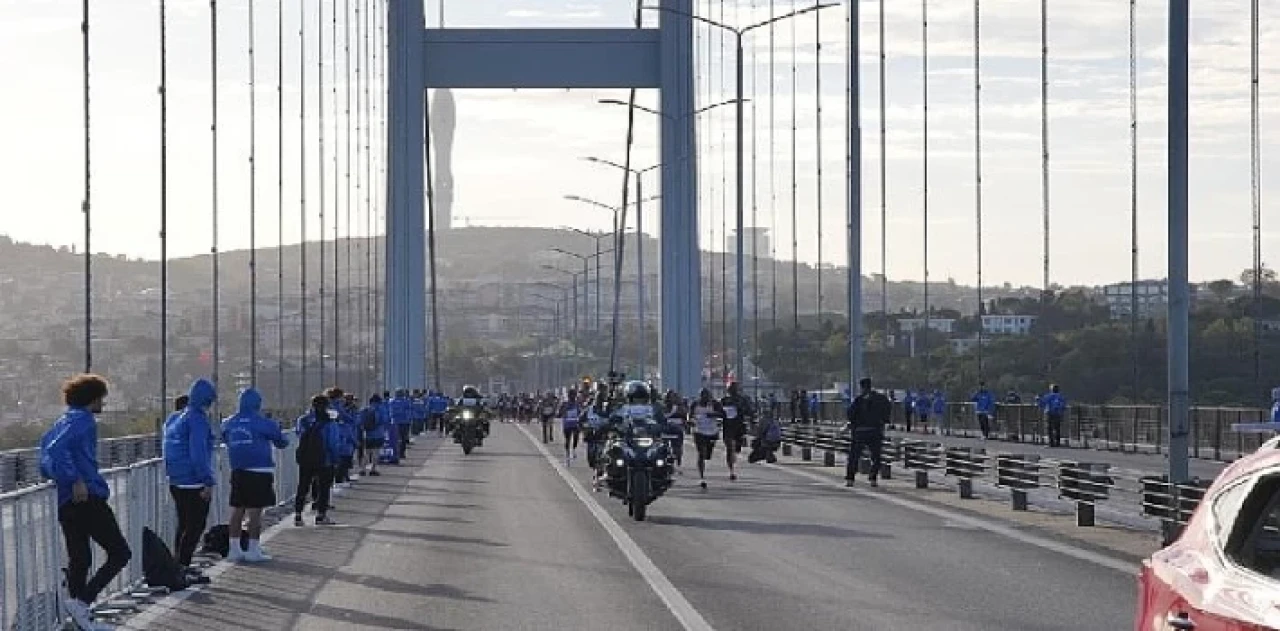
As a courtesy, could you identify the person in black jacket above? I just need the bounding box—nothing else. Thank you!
[845,377,892,487]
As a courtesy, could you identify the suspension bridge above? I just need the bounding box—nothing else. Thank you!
[0,0,1276,629]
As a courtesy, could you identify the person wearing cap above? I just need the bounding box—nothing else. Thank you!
[845,377,892,488]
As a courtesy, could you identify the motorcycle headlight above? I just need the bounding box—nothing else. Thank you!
[655,458,666,467]
[615,459,625,467]
[462,410,475,420]
[634,437,655,448]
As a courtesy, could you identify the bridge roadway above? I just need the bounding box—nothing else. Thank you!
[124,424,1137,631]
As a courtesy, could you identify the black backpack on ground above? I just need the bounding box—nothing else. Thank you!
[201,523,249,558]
[142,527,189,591]
[295,417,329,467]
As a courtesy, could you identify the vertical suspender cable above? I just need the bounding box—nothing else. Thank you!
[249,0,259,387]
[1251,0,1262,400]
[1129,0,1139,401]
[375,0,386,388]
[922,0,930,384]
[299,0,309,396]
[277,0,285,400]
[318,0,328,388]
[81,0,93,373]
[719,0,728,367]
[354,0,363,394]
[815,0,823,319]
[751,0,759,387]
[332,0,341,383]
[211,0,221,394]
[1040,0,1051,382]
[160,0,170,408]
[974,0,983,381]
[342,0,353,385]
[790,0,799,331]
[879,0,887,349]
[67,0,94,381]
[769,0,778,334]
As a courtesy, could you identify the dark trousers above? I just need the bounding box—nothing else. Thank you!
[1046,413,1064,447]
[169,486,211,567]
[397,424,412,458]
[905,410,914,432]
[846,429,884,481]
[977,413,992,439]
[58,498,132,605]
[335,457,353,483]
[295,464,334,515]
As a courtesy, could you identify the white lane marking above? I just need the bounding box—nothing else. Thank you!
[516,425,715,631]
[771,464,1138,575]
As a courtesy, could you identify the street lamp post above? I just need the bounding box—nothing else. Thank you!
[643,1,839,388]
[561,226,611,332]
[542,265,586,377]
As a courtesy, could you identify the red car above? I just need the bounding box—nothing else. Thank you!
[1137,437,1280,630]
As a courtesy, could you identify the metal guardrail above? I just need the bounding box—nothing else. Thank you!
[0,439,301,631]
[0,409,297,493]
[792,401,1270,462]
[779,423,1213,543]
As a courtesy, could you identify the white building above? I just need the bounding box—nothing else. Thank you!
[1102,279,1198,320]
[897,318,956,335]
[981,314,1037,336]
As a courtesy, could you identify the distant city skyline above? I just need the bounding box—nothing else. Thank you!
[1,0,1278,287]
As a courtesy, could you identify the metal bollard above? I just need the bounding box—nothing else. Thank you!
[958,477,974,499]
[782,443,793,456]
[879,462,892,480]
[1011,488,1029,511]
[801,446,812,461]
[1076,501,1095,527]
[914,469,929,489]
[823,450,836,467]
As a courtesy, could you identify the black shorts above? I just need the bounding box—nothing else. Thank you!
[229,470,276,509]
[694,433,718,460]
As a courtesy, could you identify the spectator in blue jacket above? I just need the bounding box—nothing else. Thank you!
[972,382,996,440]
[163,378,218,571]
[325,388,358,488]
[429,390,449,433]
[389,389,414,460]
[39,374,132,630]
[1040,384,1068,447]
[360,394,391,475]
[932,390,948,435]
[293,395,344,526]
[221,388,288,562]
[913,390,932,432]
[903,390,916,432]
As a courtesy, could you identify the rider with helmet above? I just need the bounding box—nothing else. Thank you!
[453,385,489,439]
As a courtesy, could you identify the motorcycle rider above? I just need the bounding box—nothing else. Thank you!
[454,385,488,441]
[720,382,754,482]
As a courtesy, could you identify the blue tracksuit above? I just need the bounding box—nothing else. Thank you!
[163,378,219,488]
[40,407,110,506]
[294,411,345,467]
[222,388,289,471]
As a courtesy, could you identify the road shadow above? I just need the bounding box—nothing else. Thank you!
[646,515,894,539]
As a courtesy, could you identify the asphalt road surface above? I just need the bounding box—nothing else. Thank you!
[126,424,1138,631]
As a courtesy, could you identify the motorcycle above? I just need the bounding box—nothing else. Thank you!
[602,425,674,521]
[453,408,485,455]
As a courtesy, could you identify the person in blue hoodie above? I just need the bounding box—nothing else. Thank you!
[972,382,996,440]
[913,389,932,433]
[162,378,218,571]
[294,395,344,526]
[1040,384,1068,447]
[428,390,449,434]
[221,388,289,563]
[359,394,390,476]
[389,389,414,460]
[931,389,948,435]
[39,374,132,630]
[325,388,358,489]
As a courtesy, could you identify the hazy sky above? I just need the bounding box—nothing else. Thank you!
[2,0,1279,287]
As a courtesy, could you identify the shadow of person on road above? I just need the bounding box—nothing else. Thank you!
[647,515,895,539]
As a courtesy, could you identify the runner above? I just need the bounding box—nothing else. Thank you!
[690,388,724,490]
[560,389,582,465]
[539,392,558,443]
[720,382,753,482]
[660,390,688,474]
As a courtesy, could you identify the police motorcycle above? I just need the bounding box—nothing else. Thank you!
[452,385,490,455]
[600,379,674,521]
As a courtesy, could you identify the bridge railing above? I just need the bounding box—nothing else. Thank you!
[0,409,298,493]
[780,423,1214,544]
[799,401,1268,462]
[0,422,301,631]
